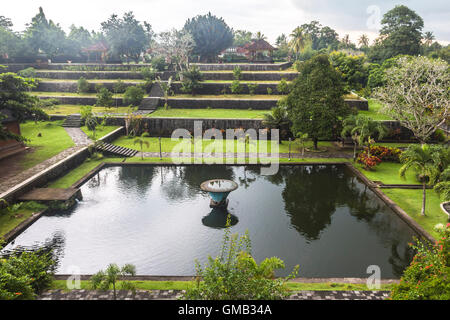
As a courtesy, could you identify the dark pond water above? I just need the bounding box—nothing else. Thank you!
[3,165,417,278]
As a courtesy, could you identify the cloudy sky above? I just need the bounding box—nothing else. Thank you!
[3,0,449,45]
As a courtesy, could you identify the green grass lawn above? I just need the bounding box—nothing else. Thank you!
[50,279,392,292]
[171,94,283,100]
[43,104,131,115]
[113,136,332,154]
[358,99,393,121]
[148,108,270,119]
[381,189,446,239]
[355,162,419,185]
[0,208,34,238]
[20,121,75,169]
[32,92,124,98]
[80,125,120,140]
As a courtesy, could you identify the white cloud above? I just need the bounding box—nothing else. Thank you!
[3,0,449,45]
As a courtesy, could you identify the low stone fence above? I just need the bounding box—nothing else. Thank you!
[345,99,369,111]
[202,72,298,81]
[171,82,281,95]
[1,63,47,73]
[162,97,278,110]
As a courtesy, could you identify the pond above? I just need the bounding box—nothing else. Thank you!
[2,165,417,278]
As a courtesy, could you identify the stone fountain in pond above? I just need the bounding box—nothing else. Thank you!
[200,179,239,228]
[200,179,238,208]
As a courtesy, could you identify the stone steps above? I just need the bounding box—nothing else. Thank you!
[95,142,138,157]
[62,114,82,128]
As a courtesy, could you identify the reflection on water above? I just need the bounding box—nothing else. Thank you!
[1,165,417,278]
[202,208,239,229]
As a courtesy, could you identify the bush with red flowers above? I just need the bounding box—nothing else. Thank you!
[369,146,402,162]
[390,224,450,300]
[356,152,382,170]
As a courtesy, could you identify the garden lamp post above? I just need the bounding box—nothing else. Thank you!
[159,137,162,160]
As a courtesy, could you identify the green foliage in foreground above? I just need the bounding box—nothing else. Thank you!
[390,224,450,300]
[183,216,299,300]
[0,248,55,300]
[91,263,136,300]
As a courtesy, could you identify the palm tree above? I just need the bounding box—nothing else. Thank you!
[134,133,150,160]
[262,106,292,142]
[289,27,307,60]
[341,34,352,48]
[341,115,387,158]
[254,31,267,41]
[91,263,136,300]
[358,34,369,48]
[423,31,435,46]
[399,144,442,216]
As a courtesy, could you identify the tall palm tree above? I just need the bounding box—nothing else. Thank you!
[91,263,136,300]
[358,34,369,48]
[399,144,442,216]
[289,27,307,60]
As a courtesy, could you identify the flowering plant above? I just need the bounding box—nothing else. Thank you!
[390,224,450,300]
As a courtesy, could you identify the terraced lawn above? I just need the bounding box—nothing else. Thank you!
[19,120,75,169]
[32,91,124,98]
[44,104,130,115]
[171,94,283,100]
[148,108,270,119]
[358,99,393,120]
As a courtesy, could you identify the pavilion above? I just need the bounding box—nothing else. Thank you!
[82,42,108,63]
[243,39,275,63]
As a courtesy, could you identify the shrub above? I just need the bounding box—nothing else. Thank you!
[180,65,203,95]
[356,152,381,170]
[0,249,55,300]
[91,263,136,300]
[230,80,243,94]
[18,67,36,78]
[123,86,145,106]
[96,87,114,107]
[390,224,450,300]
[267,87,273,95]
[368,146,402,162]
[293,60,301,72]
[37,98,60,109]
[151,56,167,72]
[277,78,290,95]
[94,83,104,93]
[141,67,156,80]
[247,83,258,95]
[138,79,153,94]
[183,215,299,300]
[113,80,127,93]
[77,77,90,93]
[233,66,242,80]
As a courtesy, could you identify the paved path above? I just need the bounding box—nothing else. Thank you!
[38,289,390,300]
[64,128,92,146]
[137,151,352,159]
[0,128,90,195]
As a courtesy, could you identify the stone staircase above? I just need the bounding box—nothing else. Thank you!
[62,114,82,128]
[94,142,138,157]
[139,97,160,111]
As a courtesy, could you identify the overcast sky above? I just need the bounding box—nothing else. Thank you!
[3,0,449,45]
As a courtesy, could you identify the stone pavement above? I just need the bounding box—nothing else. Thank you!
[64,128,92,146]
[38,289,390,300]
[0,145,85,194]
[137,151,352,159]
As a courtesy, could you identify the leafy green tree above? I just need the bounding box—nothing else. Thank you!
[123,86,144,106]
[183,13,233,62]
[294,132,309,158]
[399,144,443,216]
[329,51,369,91]
[230,80,243,94]
[283,54,351,150]
[0,72,47,141]
[277,78,290,95]
[373,5,424,61]
[183,216,298,300]
[113,79,127,94]
[91,263,136,300]
[0,16,13,30]
[77,77,90,93]
[96,87,114,108]
[101,11,153,63]
[233,30,252,47]
[247,83,258,95]
[300,21,339,51]
[24,7,67,59]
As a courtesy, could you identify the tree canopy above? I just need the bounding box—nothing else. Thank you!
[282,54,351,149]
[183,12,233,62]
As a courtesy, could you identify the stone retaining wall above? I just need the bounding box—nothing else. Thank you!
[193,62,292,71]
[163,97,278,110]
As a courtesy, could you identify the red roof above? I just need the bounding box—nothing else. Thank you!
[243,39,275,51]
[82,42,108,52]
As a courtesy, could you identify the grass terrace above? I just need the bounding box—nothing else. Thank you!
[147,108,270,119]
[44,104,131,115]
[171,94,283,99]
